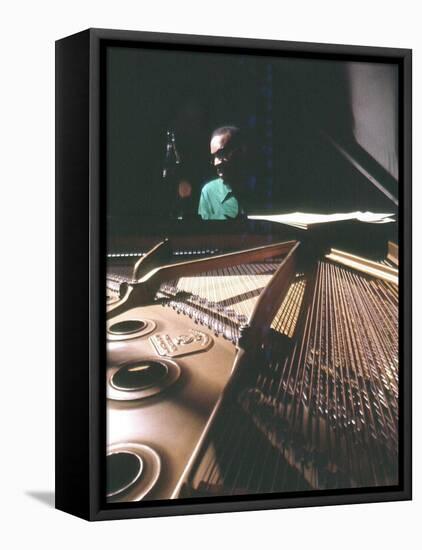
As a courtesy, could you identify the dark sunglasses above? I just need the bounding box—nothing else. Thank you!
[210,146,238,165]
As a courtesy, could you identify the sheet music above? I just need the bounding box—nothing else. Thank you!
[248,211,395,229]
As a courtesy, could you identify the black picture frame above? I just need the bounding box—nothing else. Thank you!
[55,28,412,521]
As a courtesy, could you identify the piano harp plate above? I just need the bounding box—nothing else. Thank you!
[106,240,299,501]
[107,305,236,500]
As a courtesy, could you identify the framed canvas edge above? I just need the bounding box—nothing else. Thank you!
[80,28,412,521]
[55,29,92,521]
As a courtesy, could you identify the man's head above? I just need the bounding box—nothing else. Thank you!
[210,126,245,184]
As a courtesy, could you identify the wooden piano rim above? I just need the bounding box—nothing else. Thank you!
[326,248,399,285]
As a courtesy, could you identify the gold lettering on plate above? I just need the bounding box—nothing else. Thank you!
[150,329,212,357]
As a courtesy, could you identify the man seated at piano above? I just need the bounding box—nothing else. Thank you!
[198,125,248,220]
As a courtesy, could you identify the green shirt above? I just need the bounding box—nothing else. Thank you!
[198,178,241,220]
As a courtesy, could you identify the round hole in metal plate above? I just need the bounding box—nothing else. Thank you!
[106,451,143,498]
[108,319,147,335]
[111,361,169,391]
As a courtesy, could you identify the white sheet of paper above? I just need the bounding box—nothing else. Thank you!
[248,211,395,227]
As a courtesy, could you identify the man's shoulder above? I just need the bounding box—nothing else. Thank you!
[201,178,222,194]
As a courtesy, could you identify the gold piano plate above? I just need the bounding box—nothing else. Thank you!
[150,329,213,358]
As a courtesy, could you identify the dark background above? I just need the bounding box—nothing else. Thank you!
[106,46,399,228]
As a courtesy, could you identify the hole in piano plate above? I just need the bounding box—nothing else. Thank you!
[106,451,143,498]
[106,443,162,502]
[107,318,156,341]
[108,319,147,335]
[111,361,169,391]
